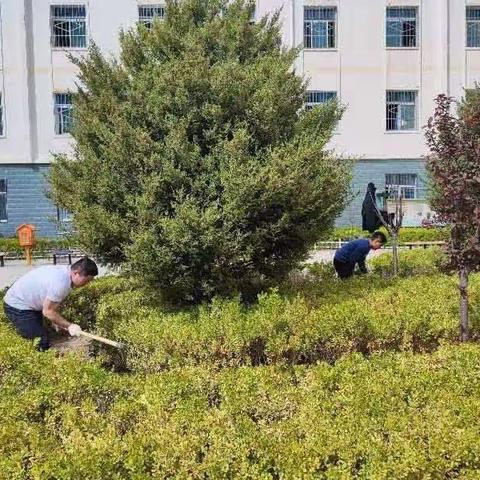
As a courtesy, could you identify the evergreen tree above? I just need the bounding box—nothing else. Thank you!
[50,0,351,303]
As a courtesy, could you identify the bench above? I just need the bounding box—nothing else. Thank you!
[53,249,73,265]
[52,248,85,265]
[401,241,447,250]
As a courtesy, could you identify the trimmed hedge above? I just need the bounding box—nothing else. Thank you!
[57,271,480,373]
[369,247,446,277]
[327,226,450,243]
[1,320,480,479]
[0,237,77,256]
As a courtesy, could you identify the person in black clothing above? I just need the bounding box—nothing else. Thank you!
[362,183,381,233]
[333,231,387,279]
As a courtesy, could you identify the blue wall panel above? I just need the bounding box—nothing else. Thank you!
[0,164,58,238]
[335,158,427,227]
[0,159,428,238]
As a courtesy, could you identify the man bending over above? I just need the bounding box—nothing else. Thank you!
[333,231,387,279]
[3,257,98,350]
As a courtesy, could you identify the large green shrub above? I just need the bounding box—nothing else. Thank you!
[49,0,351,304]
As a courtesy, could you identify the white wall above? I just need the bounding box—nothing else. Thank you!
[1,0,480,165]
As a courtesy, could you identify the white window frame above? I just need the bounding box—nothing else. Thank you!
[50,4,87,50]
[305,91,337,110]
[385,173,418,200]
[304,7,337,50]
[54,92,73,136]
[386,90,418,132]
[467,6,480,48]
[0,178,7,222]
[57,206,73,223]
[138,4,165,29]
[386,7,418,49]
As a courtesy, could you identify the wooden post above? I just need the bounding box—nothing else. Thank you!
[25,247,32,266]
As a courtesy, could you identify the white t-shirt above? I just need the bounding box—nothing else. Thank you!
[4,265,72,311]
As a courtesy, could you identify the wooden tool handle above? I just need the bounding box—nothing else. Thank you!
[79,331,124,349]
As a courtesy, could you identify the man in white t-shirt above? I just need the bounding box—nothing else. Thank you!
[3,257,98,350]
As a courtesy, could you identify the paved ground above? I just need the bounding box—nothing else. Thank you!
[307,247,388,264]
[0,249,392,289]
[0,259,112,289]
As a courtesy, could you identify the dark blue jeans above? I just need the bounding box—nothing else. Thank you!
[3,302,50,350]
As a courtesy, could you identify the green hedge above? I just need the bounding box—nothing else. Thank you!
[1,321,480,479]
[0,236,77,255]
[327,226,450,243]
[57,272,478,373]
[369,247,446,277]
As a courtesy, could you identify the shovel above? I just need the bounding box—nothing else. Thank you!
[78,330,125,349]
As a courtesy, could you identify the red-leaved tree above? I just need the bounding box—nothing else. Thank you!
[425,93,480,341]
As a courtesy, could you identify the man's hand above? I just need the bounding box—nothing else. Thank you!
[67,323,82,337]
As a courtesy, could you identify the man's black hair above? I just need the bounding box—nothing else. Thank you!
[371,231,387,244]
[71,257,98,276]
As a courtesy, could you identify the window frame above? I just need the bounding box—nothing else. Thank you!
[57,206,73,223]
[50,4,88,50]
[303,7,337,50]
[54,92,74,136]
[467,6,480,49]
[385,173,418,200]
[386,6,418,49]
[138,4,166,29]
[305,90,338,110]
[386,90,418,132]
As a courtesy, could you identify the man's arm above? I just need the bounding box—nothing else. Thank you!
[42,299,82,335]
[357,258,368,274]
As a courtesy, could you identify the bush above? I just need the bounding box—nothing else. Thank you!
[49,0,351,304]
[328,226,450,243]
[2,318,480,479]
[0,236,77,256]
[369,247,446,277]
[81,273,480,373]
[61,276,140,331]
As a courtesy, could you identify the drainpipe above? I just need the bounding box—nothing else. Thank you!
[446,0,450,95]
[291,0,295,48]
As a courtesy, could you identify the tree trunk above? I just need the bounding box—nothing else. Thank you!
[391,231,399,277]
[459,268,469,342]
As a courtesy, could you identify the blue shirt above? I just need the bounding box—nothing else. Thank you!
[334,239,371,265]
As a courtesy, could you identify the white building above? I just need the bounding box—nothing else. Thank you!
[0,0,479,236]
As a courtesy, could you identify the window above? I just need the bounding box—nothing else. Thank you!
[138,4,165,29]
[0,179,7,222]
[57,207,73,223]
[386,7,417,48]
[249,6,256,25]
[304,7,337,49]
[467,7,480,48]
[54,93,73,135]
[0,93,3,137]
[385,173,418,199]
[386,91,417,131]
[306,91,337,110]
[51,5,87,48]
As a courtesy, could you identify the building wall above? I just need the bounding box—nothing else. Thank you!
[0,0,479,236]
[336,158,427,226]
[0,164,58,237]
